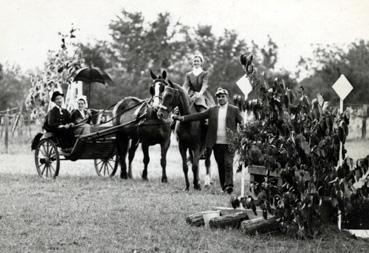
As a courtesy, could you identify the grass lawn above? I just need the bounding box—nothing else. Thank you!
[0,174,369,252]
[0,139,369,252]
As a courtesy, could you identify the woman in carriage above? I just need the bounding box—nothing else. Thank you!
[70,96,92,136]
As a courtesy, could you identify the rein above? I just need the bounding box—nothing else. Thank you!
[160,88,195,116]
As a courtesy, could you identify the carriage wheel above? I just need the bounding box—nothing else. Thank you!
[94,154,118,177]
[34,139,60,179]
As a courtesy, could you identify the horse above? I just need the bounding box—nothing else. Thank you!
[113,70,171,182]
[156,80,212,191]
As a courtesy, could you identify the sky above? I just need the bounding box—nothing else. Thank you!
[0,0,369,72]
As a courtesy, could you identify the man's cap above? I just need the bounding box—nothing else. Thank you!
[215,87,229,96]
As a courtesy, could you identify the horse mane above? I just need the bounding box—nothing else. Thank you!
[169,81,192,115]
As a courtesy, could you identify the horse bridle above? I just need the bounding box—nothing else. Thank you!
[157,87,180,113]
[150,79,168,104]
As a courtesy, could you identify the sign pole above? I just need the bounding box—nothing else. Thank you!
[236,75,252,200]
[332,74,353,231]
[338,98,344,230]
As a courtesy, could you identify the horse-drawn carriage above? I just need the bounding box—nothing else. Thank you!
[32,111,143,179]
[32,70,172,180]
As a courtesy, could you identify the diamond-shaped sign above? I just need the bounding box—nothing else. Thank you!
[236,75,253,98]
[332,74,353,100]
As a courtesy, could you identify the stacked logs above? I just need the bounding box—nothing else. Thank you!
[186,208,279,234]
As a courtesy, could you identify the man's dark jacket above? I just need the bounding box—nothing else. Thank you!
[46,106,71,131]
[183,104,243,148]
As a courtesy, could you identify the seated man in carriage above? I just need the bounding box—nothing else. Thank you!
[43,91,76,151]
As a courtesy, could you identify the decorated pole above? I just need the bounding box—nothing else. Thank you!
[332,74,353,231]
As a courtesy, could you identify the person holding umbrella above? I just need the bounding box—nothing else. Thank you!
[45,91,75,151]
[73,66,112,108]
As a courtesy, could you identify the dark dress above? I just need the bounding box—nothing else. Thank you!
[46,106,75,149]
[70,109,91,136]
[183,71,215,109]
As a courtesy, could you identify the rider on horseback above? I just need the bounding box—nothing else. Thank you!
[183,54,215,111]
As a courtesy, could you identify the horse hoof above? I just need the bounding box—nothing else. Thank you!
[120,174,128,179]
[142,176,148,181]
[161,177,168,183]
[183,186,190,191]
[128,173,133,179]
[194,184,201,191]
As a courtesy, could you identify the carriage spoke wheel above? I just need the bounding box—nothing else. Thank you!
[34,139,60,179]
[94,154,118,177]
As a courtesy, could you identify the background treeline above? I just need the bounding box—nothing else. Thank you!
[1,9,369,111]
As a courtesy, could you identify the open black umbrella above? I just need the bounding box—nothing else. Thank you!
[73,67,112,107]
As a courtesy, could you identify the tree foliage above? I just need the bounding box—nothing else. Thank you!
[298,40,369,104]
[0,63,30,110]
[20,9,296,115]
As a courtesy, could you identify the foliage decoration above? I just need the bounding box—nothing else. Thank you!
[230,55,369,238]
[25,27,84,121]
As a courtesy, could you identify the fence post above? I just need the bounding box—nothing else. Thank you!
[4,108,9,154]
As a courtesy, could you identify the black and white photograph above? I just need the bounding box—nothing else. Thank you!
[1,0,369,251]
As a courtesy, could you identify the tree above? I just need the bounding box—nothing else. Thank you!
[0,63,30,110]
[107,10,189,98]
[297,40,369,104]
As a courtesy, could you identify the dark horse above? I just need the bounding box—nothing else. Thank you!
[156,80,211,190]
[113,70,171,182]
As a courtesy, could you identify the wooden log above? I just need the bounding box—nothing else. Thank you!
[186,212,205,227]
[209,212,249,229]
[240,216,278,235]
[211,206,264,219]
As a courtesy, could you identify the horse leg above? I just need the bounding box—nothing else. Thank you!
[128,137,139,179]
[179,144,190,191]
[192,148,201,190]
[160,138,170,183]
[204,148,213,186]
[117,134,129,179]
[141,143,150,181]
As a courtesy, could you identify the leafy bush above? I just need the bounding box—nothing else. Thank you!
[230,55,369,238]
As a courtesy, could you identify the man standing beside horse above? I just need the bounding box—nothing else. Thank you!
[173,88,243,194]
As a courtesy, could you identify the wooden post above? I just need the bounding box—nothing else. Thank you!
[4,108,9,154]
[241,165,245,198]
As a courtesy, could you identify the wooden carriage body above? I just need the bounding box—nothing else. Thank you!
[33,116,141,179]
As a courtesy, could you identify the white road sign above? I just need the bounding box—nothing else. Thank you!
[332,74,353,100]
[236,75,253,98]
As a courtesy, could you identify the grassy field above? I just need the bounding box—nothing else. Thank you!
[1,175,369,252]
[0,139,369,252]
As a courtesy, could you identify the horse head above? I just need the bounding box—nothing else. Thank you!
[149,69,168,108]
[157,80,181,120]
